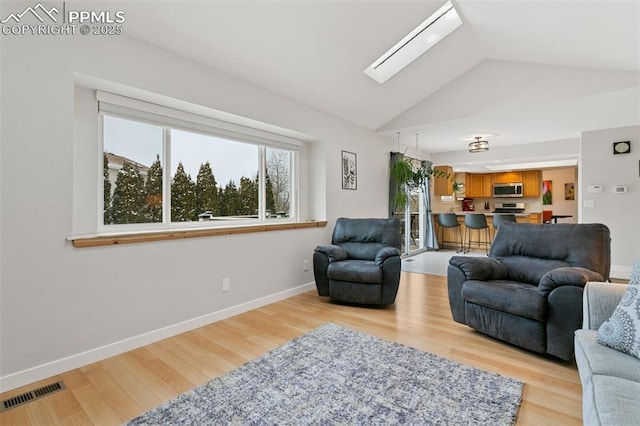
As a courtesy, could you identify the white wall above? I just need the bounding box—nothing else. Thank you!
[580,126,640,279]
[541,168,578,223]
[0,31,391,389]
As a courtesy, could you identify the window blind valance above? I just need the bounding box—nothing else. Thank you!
[96,91,302,150]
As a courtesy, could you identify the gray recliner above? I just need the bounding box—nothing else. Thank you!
[313,218,401,305]
[448,222,611,360]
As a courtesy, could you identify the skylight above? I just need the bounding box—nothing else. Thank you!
[363,1,462,84]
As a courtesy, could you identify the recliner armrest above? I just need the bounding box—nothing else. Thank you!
[448,256,507,281]
[314,244,348,262]
[375,247,400,267]
[538,267,603,296]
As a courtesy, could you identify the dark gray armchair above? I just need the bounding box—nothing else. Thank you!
[448,222,611,360]
[313,218,401,305]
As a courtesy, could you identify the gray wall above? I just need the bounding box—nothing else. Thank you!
[580,126,640,278]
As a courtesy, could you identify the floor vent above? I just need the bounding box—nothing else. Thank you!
[0,381,65,412]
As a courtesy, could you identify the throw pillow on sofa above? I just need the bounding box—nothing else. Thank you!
[596,259,640,358]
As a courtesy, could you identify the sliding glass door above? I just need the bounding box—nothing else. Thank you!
[395,186,425,256]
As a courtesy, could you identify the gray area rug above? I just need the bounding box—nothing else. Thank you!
[126,323,523,425]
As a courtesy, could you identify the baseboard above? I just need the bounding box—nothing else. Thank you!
[610,264,632,281]
[0,282,316,393]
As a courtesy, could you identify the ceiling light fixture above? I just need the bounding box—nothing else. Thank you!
[363,1,462,84]
[469,136,489,153]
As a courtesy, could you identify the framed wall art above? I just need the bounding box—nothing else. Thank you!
[341,150,357,190]
[564,183,575,200]
[542,180,552,205]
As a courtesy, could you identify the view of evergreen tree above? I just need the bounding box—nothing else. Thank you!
[266,149,290,215]
[110,160,146,224]
[145,154,163,222]
[171,162,197,221]
[218,181,239,216]
[103,153,111,224]
[265,173,276,215]
[103,151,290,224]
[195,162,218,216]
[238,176,258,215]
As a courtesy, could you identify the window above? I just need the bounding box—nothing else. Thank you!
[99,92,297,229]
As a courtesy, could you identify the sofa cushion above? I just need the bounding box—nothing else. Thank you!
[497,256,569,285]
[591,376,640,426]
[490,222,611,281]
[339,242,385,261]
[575,329,640,384]
[328,260,381,284]
[465,303,546,353]
[332,218,401,260]
[462,280,546,321]
[596,267,640,359]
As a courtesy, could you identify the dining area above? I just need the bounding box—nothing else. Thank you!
[543,210,573,223]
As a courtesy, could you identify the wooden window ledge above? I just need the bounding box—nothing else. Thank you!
[70,221,328,248]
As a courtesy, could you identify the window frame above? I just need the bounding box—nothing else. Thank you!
[98,97,299,233]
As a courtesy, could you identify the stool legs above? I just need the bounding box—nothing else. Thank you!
[464,227,490,255]
[439,225,463,253]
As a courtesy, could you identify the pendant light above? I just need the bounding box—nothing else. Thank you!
[469,136,489,153]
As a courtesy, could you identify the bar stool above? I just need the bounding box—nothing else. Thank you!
[464,213,491,255]
[492,213,517,239]
[437,213,463,252]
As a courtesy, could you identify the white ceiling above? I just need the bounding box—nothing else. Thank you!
[115,0,640,154]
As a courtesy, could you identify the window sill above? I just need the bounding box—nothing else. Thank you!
[70,220,328,248]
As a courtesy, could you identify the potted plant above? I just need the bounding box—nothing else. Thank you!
[390,155,453,214]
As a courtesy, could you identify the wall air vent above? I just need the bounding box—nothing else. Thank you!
[363,0,462,84]
[0,381,65,412]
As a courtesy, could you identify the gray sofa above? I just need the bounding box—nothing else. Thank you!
[313,217,401,305]
[575,282,640,426]
[448,222,611,360]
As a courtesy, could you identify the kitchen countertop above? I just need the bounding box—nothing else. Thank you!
[433,211,531,217]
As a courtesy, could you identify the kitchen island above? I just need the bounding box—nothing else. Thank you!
[432,211,540,250]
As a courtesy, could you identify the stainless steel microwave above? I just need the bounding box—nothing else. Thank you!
[493,182,523,198]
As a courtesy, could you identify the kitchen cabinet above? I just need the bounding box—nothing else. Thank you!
[464,170,540,198]
[453,172,466,198]
[494,171,523,183]
[522,170,541,197]
[482,174,494,197]
[433,165,454,196]
[529,212,542,224]
[465,174,481,197]
[466,173,493,197]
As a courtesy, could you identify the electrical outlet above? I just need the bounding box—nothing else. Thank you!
[303,260,309,271]
[583,199,595,208]
[222,277,230,292]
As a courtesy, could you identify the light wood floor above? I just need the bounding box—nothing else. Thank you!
[0,272,582,425]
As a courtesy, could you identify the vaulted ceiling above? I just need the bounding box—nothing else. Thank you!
[116,0,640,153]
